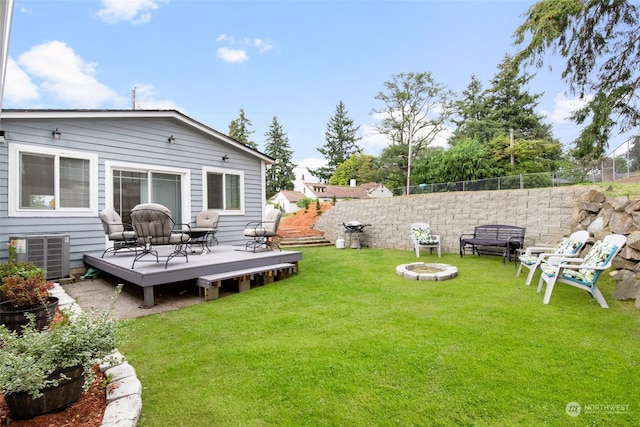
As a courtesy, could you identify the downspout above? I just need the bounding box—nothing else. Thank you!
[0,0,15,125]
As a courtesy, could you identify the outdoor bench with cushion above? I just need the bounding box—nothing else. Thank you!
[459,224,526,263]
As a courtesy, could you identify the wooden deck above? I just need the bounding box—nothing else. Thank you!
[83,245,302,307]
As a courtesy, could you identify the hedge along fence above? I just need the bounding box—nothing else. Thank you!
[314,186,596,254]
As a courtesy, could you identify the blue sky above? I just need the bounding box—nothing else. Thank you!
[4,0,633,169]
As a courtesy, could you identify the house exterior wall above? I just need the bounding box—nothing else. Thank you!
[314,187,596,253]
[271,194,300,213]
[0,112,268,269]
[368,186,393,198]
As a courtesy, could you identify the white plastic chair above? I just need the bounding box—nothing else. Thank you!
[536,234,626,308]
[410,222,441,258]
[517,230,589,285]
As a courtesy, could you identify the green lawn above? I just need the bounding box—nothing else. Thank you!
[118,247,640,426]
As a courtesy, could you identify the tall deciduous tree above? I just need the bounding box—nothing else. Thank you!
[228,108,257,149]
[263,116,296,198]
[514,0,640,160]
[329,153,377,186]
[372,71,454,193]
[310,101,362,182]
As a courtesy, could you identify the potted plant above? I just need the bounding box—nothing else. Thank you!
[0,241,58,333]
[0,286,122,419]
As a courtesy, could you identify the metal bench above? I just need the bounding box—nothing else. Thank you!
[196,263,297,301]
[459,225,525,263]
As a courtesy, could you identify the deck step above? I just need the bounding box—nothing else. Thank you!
[197,262,297,301]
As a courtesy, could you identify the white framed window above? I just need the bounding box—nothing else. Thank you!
[8,143,98,217]
[203,167,244,214]
[105,161,191,224]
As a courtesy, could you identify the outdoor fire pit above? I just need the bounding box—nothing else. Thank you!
[396,262,458,281]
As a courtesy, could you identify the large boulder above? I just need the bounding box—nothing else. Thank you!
[612,269,640,301]
[609,211,637,235]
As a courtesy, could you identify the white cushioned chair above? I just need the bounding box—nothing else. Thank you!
[537,234,626,308]
[517,230,589,285]
[410,222,441,258]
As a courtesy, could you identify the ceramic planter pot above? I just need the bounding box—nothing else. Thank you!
[0,296,59,333]
[3,365,85,419]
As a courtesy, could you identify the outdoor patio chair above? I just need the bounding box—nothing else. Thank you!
[129,203,191,268]
[410,222,441,258]
[536,234,627,308]
[243,209,282,252]
[99,208,139,258]
[188,210,219,254]
[517,229,589,285]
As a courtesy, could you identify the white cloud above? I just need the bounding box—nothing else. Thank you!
[360,124,391,155]
[215,35,273,63]
[217,47,248,63]
[18,41,122,108]
[254,38,273,53]
[96,0,167,25]
[131,83,181,110]
[4,57,39,104]
[294,158,327,170]
[541,92,592,123]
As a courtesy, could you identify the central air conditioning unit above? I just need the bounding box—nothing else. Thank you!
[9,234,71,280]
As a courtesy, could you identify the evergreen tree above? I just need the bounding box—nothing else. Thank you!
[228,108,257,149]
[515,0,640,160]
[310,101,362,182]
[484,54,554,142]
[627,136,640,172]
[263,116,296,198]
[450,75,492,144]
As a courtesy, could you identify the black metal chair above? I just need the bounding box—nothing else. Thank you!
[129,203,191,268]
[99,208,139,258]
[188,210,219,253]
[243,209,282,252]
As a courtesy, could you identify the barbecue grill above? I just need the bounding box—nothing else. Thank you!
[341,221,371,249]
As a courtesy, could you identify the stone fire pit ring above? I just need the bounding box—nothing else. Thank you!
[396,262,458,281]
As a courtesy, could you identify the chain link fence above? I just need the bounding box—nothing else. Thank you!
[392,170,601,196]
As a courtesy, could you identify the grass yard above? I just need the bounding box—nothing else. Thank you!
[118,247,640,426]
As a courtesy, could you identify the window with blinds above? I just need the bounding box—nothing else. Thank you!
[18,151,92,211]
[204,167,244,213]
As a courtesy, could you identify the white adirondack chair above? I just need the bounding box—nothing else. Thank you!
[410,222,441,258]
[517,230,590,286]
[536,234,627,308]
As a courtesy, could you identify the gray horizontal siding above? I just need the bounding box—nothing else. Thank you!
[0,115,266,269]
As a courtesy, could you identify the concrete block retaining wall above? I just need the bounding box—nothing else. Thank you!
[314,187,597,254]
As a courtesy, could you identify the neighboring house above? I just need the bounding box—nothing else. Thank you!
[0,109,274,270]
[270,190,306,213]
[300,181,393,202]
